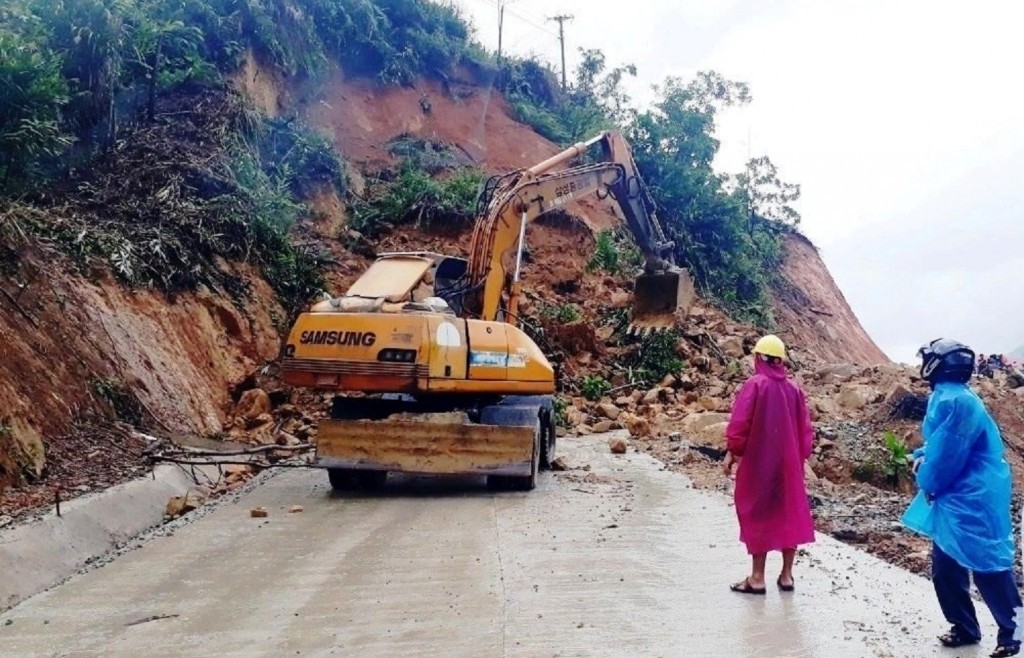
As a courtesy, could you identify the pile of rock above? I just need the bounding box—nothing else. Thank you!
[226,388,320,447]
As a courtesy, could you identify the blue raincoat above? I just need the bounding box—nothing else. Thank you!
[901,382,1016,573]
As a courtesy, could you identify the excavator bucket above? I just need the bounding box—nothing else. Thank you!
[628,268,695,336]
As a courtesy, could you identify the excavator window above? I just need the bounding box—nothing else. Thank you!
[435,257,469,315]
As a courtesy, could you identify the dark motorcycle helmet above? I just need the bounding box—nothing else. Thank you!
[917,338,975,385]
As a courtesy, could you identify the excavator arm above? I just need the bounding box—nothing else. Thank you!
[462,132,692,332]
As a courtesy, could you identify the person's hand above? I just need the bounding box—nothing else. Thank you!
[723,452,737,477]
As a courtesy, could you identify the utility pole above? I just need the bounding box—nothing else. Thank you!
[498,2,505,63]
[548,14,574,91]
[497,0,520,65]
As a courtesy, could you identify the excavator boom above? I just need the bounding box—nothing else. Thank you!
[465,131,693,333]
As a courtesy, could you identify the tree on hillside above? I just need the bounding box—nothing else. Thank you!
[0,31,72,192]
[626,73,782,322]
[733,155,801,228]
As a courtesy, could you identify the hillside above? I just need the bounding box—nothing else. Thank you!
[771,234,889,365]
[1,60,883,498]
[8,0,1019,580]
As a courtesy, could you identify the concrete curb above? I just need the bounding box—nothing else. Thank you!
[0,464,214,611]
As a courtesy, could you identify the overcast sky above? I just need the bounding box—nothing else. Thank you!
[452,0,1024,364]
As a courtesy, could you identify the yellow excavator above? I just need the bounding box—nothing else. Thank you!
[281,131,694,491]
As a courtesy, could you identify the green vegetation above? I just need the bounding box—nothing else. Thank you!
[540,302,582,324]
[0,0,479,194]
[882,430,911,483]
[11,91,329,309]
[552,396,569,429]
[0,0,481,309]
[588,229,642,275]
[351,166,483,238]
[581,374,611,402]
[631,330,684,388]
[853,430,913,490]
[0,0,803,325]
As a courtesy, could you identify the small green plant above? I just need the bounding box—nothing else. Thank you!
[581,375,611,402]
[552,396,569,428]
[882,430,911,483]
[540,303,582,324]
[632,330,684,388]
[588,230,620,273]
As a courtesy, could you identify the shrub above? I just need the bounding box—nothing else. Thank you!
[882,430,911,483]
[540,303,582,324]
[631,330,683,388]
[351,166,482,238]
[553,396,569,428]
[588,230,620,273]
[581,374,611,401]
[90,377,144,425]
[508,93,571,144]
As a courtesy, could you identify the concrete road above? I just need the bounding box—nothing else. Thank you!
[0,434,999,657]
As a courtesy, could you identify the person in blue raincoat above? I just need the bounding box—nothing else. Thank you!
[902,338,1022,658]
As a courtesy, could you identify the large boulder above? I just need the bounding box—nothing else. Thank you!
[717,335,745,359]
[697,421,729,449]
[622,413,652,438]
[837,384,881,410]
[236,388,272,421]
[812,397,840,418]
[815,364,862,385]
[681,412,731,436]
[597,403,621,421]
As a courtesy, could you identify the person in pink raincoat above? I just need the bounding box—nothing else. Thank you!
[723,334,815,594]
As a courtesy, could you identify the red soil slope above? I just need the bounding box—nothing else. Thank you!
[771,234,889,365]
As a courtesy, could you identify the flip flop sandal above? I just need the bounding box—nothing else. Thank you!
[729,578,766,595]
[991,644,1021,658]
[938,628,980,648]
[777,577,795,592]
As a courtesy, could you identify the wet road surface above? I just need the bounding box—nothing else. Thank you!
[0,434,1000,657]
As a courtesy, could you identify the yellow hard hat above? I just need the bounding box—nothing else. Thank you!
[753,334,786,359]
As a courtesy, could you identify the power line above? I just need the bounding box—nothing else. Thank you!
[461,0,557,37]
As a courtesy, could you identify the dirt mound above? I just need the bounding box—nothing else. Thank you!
[0,232,282,493]
[304,68,556,173]
[771,234,889,365]
[297,67,620,233]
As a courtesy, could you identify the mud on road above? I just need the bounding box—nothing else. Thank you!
[0,434,989,658]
